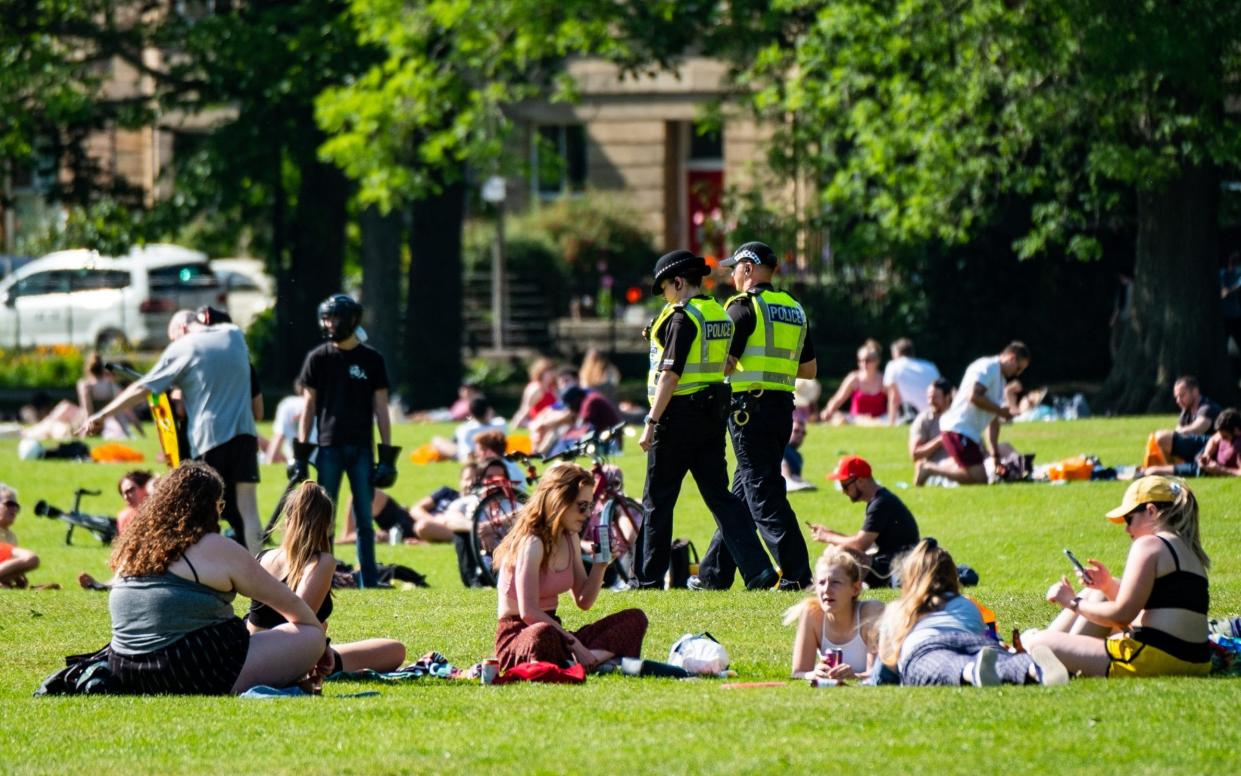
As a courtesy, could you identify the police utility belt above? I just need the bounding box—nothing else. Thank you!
[665,383,731,424]
[728,387,791,427]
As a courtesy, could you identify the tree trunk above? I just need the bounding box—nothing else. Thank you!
[286,152,349,380]
[1099,164,1235,412]
[403,173,466,409]
[360,205,404,382]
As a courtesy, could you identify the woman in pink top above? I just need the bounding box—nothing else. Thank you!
[493,463,648,672]
[819,341,888,424]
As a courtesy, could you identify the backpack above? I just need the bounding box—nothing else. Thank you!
[35,645,116,696]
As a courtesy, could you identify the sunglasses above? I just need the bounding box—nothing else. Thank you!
[2,500,19,511]
[576,500,592,515]
[1124,502,1154,526]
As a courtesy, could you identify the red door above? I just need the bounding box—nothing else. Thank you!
[687,169,724,260]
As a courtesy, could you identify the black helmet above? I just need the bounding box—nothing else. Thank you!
[318,293,362,342]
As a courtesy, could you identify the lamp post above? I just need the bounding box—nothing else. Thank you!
[481,175,507,351]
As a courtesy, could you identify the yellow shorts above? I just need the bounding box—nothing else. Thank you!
[1105,634,1211,678]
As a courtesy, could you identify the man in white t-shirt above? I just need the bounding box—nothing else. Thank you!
[453,397,508,462]
[883,338,941,423]
[915,342,1030,486]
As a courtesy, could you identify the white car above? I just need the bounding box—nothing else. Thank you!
[0,244,225,351]
[211,258,274,331]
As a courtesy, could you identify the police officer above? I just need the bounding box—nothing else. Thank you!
[635,249,778,590]
[694,241,817,590]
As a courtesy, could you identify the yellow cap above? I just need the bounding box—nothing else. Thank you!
[1105,476,1184,523]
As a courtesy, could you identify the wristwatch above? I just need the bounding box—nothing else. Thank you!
[644,414,660,426]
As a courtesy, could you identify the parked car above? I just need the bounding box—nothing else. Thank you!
[211,258,274,331]
[0,244,225,351]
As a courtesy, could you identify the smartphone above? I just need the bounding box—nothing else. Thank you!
[1063,548,1093,584]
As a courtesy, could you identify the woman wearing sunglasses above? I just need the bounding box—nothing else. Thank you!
[492,462,648,672]
[1023,476,1211,678]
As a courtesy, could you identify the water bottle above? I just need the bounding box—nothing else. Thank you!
[389,525,403,546]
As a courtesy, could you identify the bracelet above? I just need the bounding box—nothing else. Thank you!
[1069,597,1081,612]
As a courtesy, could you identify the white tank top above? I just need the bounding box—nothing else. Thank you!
[820,602,870,673]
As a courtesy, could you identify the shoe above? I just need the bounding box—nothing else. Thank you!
[1028,645,1069,686]
[971,647,1001,687]
[687,575,724,591]
[745,568,780,591]
[777,577,811,592]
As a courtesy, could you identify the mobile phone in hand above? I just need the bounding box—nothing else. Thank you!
[1063,548,1093,584]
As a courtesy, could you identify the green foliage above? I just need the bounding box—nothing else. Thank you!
[726,0,1241,262]
[16,199,149,257]
[0,345,84,389]
[463,355,522,392]
[530,194,655,295]
[243,307,279,387]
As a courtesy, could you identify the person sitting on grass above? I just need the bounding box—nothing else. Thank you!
[250,481,405,675]
[115,470,154,535]
[492,462,648,672]
[1142,408,1241,479]
[0,485,40,589]
[786,546,884,681]
[808,456,920,588]
[473,429,529,489]
[782,416,816,492]
[878,538,1067,686]
[1022,476,1211,679]
[1143,375,1222,468]
[341,463,478,544]
[106,461,325,695]
[819,340,889,425]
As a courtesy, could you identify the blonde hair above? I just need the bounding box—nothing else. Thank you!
[492,463,593,572]
[279,481,336,590]
[527,356,556,383]
[782,545,866,626]
[578,349,613,388]
[1154,481,1209,570]
[879,540,959,666]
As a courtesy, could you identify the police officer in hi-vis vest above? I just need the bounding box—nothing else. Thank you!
[635,250,780,590]
[693,241,818,591]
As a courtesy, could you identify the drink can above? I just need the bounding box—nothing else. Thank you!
[832,649,843,668]
[809,677,840,688]
[480,659,500,685]
[389,525,403,546]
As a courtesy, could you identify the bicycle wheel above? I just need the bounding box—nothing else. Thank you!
[601,496,643,584]
[470,488,526,586]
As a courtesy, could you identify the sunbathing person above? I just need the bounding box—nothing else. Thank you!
[1143,408,1240,479]
[1022,476,1211,678]
[250,481,405,675]
[787,546,883,680]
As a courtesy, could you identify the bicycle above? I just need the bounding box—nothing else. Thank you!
[543,422,642,585]
[468,451,541,586]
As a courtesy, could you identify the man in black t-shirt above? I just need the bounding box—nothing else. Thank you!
[293,293,397,588]
[814,455,920,587]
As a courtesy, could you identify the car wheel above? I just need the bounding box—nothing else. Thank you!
[95,329,130,355]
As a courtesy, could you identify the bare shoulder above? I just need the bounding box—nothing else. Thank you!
[859,599,886,621]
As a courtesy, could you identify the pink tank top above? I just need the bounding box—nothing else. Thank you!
[850,389,888,417]
[499,535,574,611]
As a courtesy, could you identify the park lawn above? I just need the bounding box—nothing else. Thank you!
[1,415,1239,774]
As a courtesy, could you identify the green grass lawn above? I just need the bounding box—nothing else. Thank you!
[1,415,1239,774]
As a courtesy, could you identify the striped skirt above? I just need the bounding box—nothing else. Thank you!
[109,617,251,695]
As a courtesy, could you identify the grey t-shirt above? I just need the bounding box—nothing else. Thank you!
[109,572,237,654]
[910,409,950,464]
[141,324,256,457]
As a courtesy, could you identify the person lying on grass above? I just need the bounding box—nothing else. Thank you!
[1142,408,1241,480]
[878,539,1067,687]
[1022,476,1211,678]
[492,462,648,673]
[786,546,883,680]
[249,481,405,676]
[104,461,324,695]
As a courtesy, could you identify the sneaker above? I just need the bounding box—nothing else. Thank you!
[777,577,811,592]
[687,575,723,591]
[971,647,1001,687]
[1028,645,1069,686]
[745,568,780,591]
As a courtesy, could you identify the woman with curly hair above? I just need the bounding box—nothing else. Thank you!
[107,461,324,694]
[493,462,648,672]
[249,481,405,674]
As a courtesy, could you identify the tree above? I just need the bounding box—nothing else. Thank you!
[726,0,1241,410]
[318,0,712,407]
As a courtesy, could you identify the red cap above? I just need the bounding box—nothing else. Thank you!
[825,455,872,481]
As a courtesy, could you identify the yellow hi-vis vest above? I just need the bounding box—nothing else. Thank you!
[726,288,807,392]
[647,296,732,405]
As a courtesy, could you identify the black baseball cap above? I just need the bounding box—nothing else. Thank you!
[651,249,709,295]
[719,241,777,268]
[195,305,232,325]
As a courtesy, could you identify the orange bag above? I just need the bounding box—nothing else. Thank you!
[409,443,448,465]
[90,443,145,463]
[506,434,533,455]
[1142,433,1168,468]
[1048,456,1093,481]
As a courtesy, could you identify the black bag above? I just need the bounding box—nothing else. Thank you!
[667,539,698,589]
[35,645,115,696]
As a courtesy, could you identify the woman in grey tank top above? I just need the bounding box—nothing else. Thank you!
[102,461,325,694]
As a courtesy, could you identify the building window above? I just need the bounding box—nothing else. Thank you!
[532,124,586,200]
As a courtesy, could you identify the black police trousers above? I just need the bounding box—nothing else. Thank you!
[636,391,776,589]
[699,389,812,589]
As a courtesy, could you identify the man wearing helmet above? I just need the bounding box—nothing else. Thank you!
[291,293,399,588]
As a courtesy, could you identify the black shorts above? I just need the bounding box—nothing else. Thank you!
[373,498,414,534]
[109,617,250,695]
[198,434,260,485]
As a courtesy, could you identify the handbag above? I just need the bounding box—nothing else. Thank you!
[666,538,699,589]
